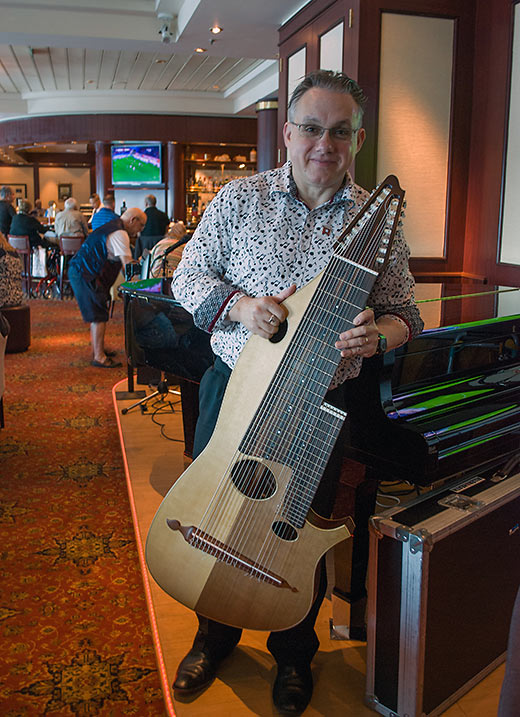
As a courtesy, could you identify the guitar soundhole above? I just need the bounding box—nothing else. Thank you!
[272,521,298,542]
[269,319,288,344]
[230,460,276,500]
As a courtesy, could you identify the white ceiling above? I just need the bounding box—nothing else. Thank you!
[0,0,309,121]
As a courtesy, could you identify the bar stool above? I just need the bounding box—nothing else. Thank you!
[8,235,33,296]
[58,234,84,298]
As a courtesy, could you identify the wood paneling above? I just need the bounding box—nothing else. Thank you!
[0,114,257,148]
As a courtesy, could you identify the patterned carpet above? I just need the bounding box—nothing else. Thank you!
[0,299,166,715]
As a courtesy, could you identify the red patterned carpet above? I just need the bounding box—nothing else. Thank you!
[0,299,166,715]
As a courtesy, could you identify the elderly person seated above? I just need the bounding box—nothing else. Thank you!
[0,231,23,308]
[148,221,188,277]
[54,197,89,239]
[10,200,53,250]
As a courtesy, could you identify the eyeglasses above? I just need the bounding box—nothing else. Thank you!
[289,121,360,142]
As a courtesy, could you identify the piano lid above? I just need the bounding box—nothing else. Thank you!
[414,283,519,332]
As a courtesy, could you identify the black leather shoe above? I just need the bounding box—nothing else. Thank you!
[272,663,313,715]
[172,647,220,694]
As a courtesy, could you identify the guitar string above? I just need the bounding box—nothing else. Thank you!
[197,196,392,576]
[227,204,391,577]
[251,208,391,575]
[203,200,394,576]
[252,197,398,575]
[194,188,398,578]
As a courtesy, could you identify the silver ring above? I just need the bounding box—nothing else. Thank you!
[268,314,276,325]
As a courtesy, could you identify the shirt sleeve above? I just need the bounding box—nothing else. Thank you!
[171,185,245,333]
[106,229,132,262]
[368,228,424,340]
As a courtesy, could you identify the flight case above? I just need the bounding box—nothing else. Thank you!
[365,462,520,717]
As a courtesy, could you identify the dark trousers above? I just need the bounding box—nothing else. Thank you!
[191,357,346,666]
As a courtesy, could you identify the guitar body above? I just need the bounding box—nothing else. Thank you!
[146,276,352,631]
[145,175,404,632]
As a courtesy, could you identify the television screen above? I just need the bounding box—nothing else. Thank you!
[111,144,162,186]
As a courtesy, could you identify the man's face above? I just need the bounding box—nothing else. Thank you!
[125,215,146,238]
[283,87,366,198]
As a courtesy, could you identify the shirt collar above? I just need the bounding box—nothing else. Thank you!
[269,161,355,207]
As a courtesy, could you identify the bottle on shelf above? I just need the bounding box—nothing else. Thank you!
[249,148,257,163]
[120,200,127,215]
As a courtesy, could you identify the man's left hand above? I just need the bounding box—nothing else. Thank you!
[335,308,379,358]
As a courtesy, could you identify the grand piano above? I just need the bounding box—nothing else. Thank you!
[344,282,520,486]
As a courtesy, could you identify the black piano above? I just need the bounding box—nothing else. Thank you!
[345,283,520,488]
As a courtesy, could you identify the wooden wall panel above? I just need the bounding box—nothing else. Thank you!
[0,114,257,148]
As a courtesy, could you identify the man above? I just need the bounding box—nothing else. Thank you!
[91,194,119,231]
[69,207,146,368]
[10,199,52,249]
[54,197,89,238]
[0,186,16,237]
[143,194,170,237]
[133,194,170,259]
[171,70,423,715]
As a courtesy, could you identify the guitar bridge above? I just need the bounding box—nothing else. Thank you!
[166,518,298,592]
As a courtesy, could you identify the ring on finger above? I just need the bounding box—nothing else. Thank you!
[268,314,277,325]
[365,336,369,344]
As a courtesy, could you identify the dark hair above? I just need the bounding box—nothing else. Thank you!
[288,70,367,122]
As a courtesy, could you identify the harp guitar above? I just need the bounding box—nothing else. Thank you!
[145,175,405,631]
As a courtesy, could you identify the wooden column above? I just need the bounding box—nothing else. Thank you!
[167,142,185,222]
[94,141,111,198]
[256,101,278,172]
[32,163,40,202]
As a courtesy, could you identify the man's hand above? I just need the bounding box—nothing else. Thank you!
[227,284,297,339]
[335,308,379,358]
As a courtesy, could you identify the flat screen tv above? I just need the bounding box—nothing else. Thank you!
[111,143,162,186]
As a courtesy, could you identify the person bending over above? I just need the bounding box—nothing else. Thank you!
[68,207,146,368]
[170,70,423,715]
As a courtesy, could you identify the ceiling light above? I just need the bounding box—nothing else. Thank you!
[155,58,167,64]
[195,47,207,53]
[210,26,223,34]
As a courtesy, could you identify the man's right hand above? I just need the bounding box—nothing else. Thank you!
[227,284,297,339]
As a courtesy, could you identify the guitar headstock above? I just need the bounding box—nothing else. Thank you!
[334,175,405,274]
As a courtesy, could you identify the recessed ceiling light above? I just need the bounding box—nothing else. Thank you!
[87,79,95,84]
[210,26,223,34]
[155,58,167,64]
[212,84,220,90]
[195,47,207,53]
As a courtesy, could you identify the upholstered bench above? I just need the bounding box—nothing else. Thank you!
[2,304,31,353]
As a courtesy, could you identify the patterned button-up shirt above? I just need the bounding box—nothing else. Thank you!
[172,162,423,386]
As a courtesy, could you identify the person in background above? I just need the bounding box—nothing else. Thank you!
[89,193,101,218]
[54,197,89,239]
[132,195,171,259]
[68,207,146,368]
[0,186,16,238]
[143,194,170,239]
[10,200,53,249]
[0,231,23,308]
[30,198,46,220]
[148,221,188,277]
[170,69,423,715]
[44,200,57,223]
[91,194,118,231]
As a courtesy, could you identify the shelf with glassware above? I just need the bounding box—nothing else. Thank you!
[184,146,257,227]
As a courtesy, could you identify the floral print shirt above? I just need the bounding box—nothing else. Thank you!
[171,162,423,386]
